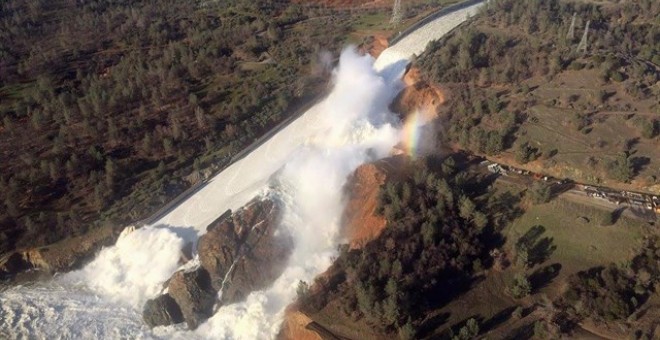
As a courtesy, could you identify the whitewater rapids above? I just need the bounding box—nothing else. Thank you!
[0,2,484,339]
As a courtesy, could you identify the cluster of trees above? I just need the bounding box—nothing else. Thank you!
[299,156,522,339]
[416,0,659,183]
[559,237,659,322]
[420,0,658,86]
[0,0,367,252]
[606,152,635,183]
[528,182,552,204]
[439,86,520,156]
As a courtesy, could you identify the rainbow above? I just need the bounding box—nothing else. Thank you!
[401,110,424,158]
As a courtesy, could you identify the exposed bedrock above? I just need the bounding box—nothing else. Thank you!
[143,197,291,329]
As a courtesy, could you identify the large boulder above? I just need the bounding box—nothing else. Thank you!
[142,197,291,329]
[142,294,184,328]
[167,268,216,330]
[196,212,241,292]
[198,198,292,304]
[219,209,292,304]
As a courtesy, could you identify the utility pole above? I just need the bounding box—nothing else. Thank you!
[391,0,402,26]
[566,12,576,40]
[577,20,590,54]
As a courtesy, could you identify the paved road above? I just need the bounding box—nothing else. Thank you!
[478,162,657,223]
[560,189,656,222]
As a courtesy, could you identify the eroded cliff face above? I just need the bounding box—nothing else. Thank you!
[359,34,390,59]
[341,155,409,249]
[143,198,291,329]
[146,51,442,337]
[391,66,445,122]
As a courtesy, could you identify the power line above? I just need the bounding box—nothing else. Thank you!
[577,20,590,54]
[391,0,402,26]
[566,12,576,40]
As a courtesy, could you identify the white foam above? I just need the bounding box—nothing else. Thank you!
[63,226,185,309]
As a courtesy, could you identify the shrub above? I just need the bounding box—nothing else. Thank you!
[606,153,633,183]
[529,181,551,204]
[510,273,532,299]
[610,71,625,82]
[515,142,539,164]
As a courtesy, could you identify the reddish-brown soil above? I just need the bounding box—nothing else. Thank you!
[278,309,323,340]
[341,155,409,249]
[279,53,444,340]
[358,33,390,59]
[391,66,446,121]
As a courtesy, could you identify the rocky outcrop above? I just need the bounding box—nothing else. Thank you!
[143,294,184,328]
[167,268,216,329]
[143,197,291,329]
[0,224,118,280]
[358,34,389,59]
[199,199,292,304]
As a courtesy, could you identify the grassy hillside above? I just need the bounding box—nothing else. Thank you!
[416,0,660,193]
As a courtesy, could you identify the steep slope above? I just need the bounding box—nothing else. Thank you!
[341,156,409,249]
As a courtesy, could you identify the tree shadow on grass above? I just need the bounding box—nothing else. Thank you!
[504,322,535,340]
[630,156,650,176]
[528,236,556,267]
[481,306,517,333]
[612,206,627,224]
[516,225,556,267]
[416,312,451,339]
[529,263,562,292]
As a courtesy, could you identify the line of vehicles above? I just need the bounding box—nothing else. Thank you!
[582,185,660,213]
[483,160,660,214]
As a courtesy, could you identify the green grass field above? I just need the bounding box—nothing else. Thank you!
[506,197,647,277]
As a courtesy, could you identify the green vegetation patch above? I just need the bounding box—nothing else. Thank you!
[506,198,645,274]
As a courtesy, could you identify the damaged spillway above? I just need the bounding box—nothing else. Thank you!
[143,198,290,330]
[0,1,484,339]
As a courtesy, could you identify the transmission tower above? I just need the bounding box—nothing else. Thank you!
[566,13,576,40]
[577,20,590,54]
[391,0,402,26]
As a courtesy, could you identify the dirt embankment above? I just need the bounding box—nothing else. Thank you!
[341,155,409,249]
[280,156,410,340]
[359,34,390,59]
[391,66,446,121]
[0,224,119,282]
[278,310,323,340]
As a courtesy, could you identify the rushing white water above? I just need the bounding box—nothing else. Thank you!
[0,2,483,339]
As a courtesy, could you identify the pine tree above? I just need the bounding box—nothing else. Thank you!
[398,318,415,340]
